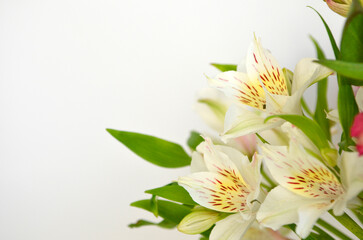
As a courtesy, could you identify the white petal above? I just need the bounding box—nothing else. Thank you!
[208,71,266,110]
[336,151,363,214]
[257,186,304,230]
[210,213,254,240]
[196,138,248,187]
[280,93,303,115]
[290,58,332,97]
[199,141,262,206]
[281,122,320,156]
[246,36,288,96]
[265,93,289,113]
[225,134,257,158]
[296,203,332,238]
[190,151,208,173]
[178,172,250,213]
[326,109,339,123]
[195,87,232,132]
[222,105,281,141]
[258,128,289,146]
[214,145,250,174]
[261,142,344,200]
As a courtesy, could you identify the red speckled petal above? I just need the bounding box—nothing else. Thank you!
[261,142,344,201]
[208,71,266,110]
[246,36,288,96]
[178,172,250,213]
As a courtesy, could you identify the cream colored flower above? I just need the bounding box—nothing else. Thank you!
[208,36,332,141]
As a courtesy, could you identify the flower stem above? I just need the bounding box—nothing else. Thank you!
[329,211,363,239]
[317,219,351,240]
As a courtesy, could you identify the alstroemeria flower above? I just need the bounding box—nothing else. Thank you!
[256,140,363,238]
[351,113,363,155]
[195,88,258,157]
[325,0,363,17]
[178,138,262,240]
[208,36,332,140]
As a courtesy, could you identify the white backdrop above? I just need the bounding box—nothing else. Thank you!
[0,1,344,240]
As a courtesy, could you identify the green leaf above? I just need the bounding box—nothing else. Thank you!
[106,129,191,168]
[310,36,326,60]
[150,195,158,217]
[130,199,192,224]
[145,183,197,205]
[316,60,363,83]
[310,36,331,141]
[308,6,340,59]
[336,3,362,151]
[210,63,237,72]
[128,219,176,229]
[265,115,330,150]
[200,226,213,239]
[187,131,204,151]
[338,7,363,80]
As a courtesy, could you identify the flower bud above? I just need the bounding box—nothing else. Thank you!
[351,112,363,156]
[325,0,363,17]
[177,207,224,234]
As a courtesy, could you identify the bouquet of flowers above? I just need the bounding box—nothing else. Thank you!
[108,1,363,239]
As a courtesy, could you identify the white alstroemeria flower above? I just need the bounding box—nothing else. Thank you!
[195,88,258,157]
[208,36,332,140]
[178,138,263,240]
[256,140,363,238]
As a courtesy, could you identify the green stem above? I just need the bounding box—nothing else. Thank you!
[317,219,351,240]
[261,168,276,188]
[329,211,363,239]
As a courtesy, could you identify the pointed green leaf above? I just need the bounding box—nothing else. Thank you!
[145,183,196,205]
[128,219,176,229]
[310,36,326,60]
[310,36,331,141]
[150,195,158,217]
[265,115,330,150]
[316,60,363,83]
[337,2,362,150]
[106,129,191,168]
[210,63,237,72]
[130,199,191,224]
[308,6,340,58]
[187,131,204,151]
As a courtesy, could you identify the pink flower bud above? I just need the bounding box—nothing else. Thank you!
[351,113,363,155]
[325,0,363,17]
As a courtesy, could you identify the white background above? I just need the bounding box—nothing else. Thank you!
[0,1,344,240]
